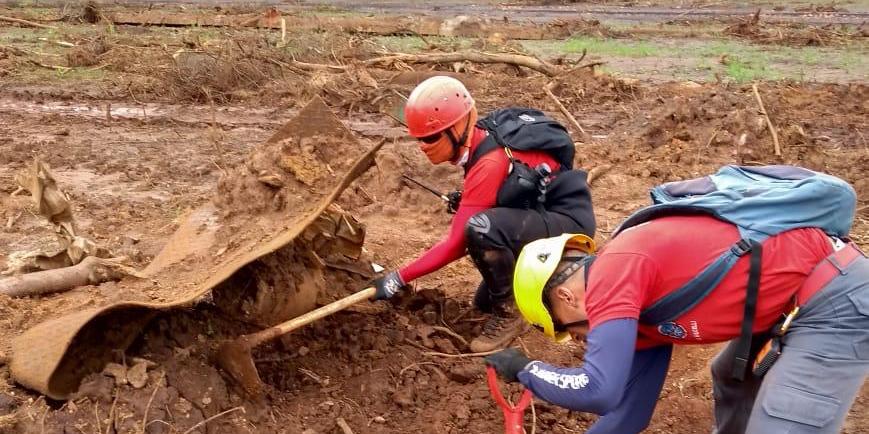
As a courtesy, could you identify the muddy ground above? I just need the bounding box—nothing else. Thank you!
[0,2,867,434]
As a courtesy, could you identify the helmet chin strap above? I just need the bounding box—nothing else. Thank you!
[444,113,473,160]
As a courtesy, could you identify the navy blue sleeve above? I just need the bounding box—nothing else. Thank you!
[588,345,673,434]
[516,318,638,413]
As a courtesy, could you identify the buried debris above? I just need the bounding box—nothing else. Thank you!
[216,285,377,398]
[9,96,384,400]
[1,159,139,296]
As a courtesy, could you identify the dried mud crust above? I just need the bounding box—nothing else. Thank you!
[0,43,867,434]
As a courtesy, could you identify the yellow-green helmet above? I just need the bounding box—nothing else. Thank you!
[514,233,596,342]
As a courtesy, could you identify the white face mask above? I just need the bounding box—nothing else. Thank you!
[455,149,470,167]
[454,130,486,167]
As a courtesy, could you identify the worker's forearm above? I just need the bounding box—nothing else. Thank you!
[398,204,486,282]
[516,319,638,413]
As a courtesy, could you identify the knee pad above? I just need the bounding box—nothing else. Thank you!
[465,213,495,251]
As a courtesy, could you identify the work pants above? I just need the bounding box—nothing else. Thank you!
[464,207,593,312]
[711,251,869,434]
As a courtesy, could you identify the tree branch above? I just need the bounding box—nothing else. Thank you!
[0,256,143,297]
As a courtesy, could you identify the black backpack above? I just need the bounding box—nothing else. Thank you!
[466,108,575,174]
[465,108,577,209]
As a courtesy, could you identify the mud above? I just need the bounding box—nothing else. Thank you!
[0,3,867,434]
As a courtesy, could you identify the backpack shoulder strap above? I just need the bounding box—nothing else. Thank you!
[464,132,500,176]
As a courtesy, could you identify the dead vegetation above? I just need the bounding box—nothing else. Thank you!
[724,9,864,46]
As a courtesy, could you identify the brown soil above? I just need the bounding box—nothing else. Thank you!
[0,6,867,434]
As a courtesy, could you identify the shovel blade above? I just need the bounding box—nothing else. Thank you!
[216,337,265,399]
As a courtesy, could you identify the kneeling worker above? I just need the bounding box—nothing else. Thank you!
[372,76,595,352]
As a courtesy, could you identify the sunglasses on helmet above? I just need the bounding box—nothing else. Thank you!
[418,133,443,144]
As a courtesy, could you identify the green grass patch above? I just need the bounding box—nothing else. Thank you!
[523,35,867,83]
[724,58,780,82]
[559,36,669,58]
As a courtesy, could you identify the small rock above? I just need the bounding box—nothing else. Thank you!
[201,396,212,406]
[448,364,480,384]
[415,324,435,348]
[122,234,140,246]
[422,310,438,325]
[373,415,386,424]
[130,357,157,368]
[679,80,703,89]
[127,362,149,389]
[392,386,415,408]
[0,393,18,416]
[102,362,127,386]
[257,174,284,188]
[73,374,114,403]
[433,337,457,354]
[297,346,310,357]
[173,397,193,414]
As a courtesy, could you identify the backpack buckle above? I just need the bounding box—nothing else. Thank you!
[730,239,753,257]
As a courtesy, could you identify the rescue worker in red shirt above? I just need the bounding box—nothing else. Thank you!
[485,218,869,433]
[371,76,596,352]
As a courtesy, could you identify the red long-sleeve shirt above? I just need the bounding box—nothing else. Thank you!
[398,127,559,283]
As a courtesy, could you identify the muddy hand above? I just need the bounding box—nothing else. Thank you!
[485,348,533,382]
[372,270,407,300]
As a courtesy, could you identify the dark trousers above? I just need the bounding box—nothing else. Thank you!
[464,207,593,312]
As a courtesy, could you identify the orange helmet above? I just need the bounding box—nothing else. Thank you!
[405,76,475,138]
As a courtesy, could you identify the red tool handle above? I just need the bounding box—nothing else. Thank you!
[487,366,533,434]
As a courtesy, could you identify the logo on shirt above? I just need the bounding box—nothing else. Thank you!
[527,363,589,390]
[518,114,536,122]
[657,322,687,339]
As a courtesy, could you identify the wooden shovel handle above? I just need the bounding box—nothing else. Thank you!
[243,287,376,347]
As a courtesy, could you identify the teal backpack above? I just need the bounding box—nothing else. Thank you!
[613,165,857,379]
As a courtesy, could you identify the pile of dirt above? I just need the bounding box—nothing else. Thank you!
[556,18,626,39]
[65,37,109,67]
[210,95,372,325]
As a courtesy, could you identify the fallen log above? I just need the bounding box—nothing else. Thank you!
[269,50,565,77]
[364,51,562,77]
[0,15,57,30]
[0,256,142,297]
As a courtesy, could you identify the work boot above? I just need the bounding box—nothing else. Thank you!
[469,305,529,353]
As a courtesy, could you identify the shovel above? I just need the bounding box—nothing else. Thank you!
[216,286,376,398]
[487,366,533,434]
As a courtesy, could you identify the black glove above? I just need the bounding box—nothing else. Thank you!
[372,270,407,301]
[484,347,533,383]
[446,190,462,214]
